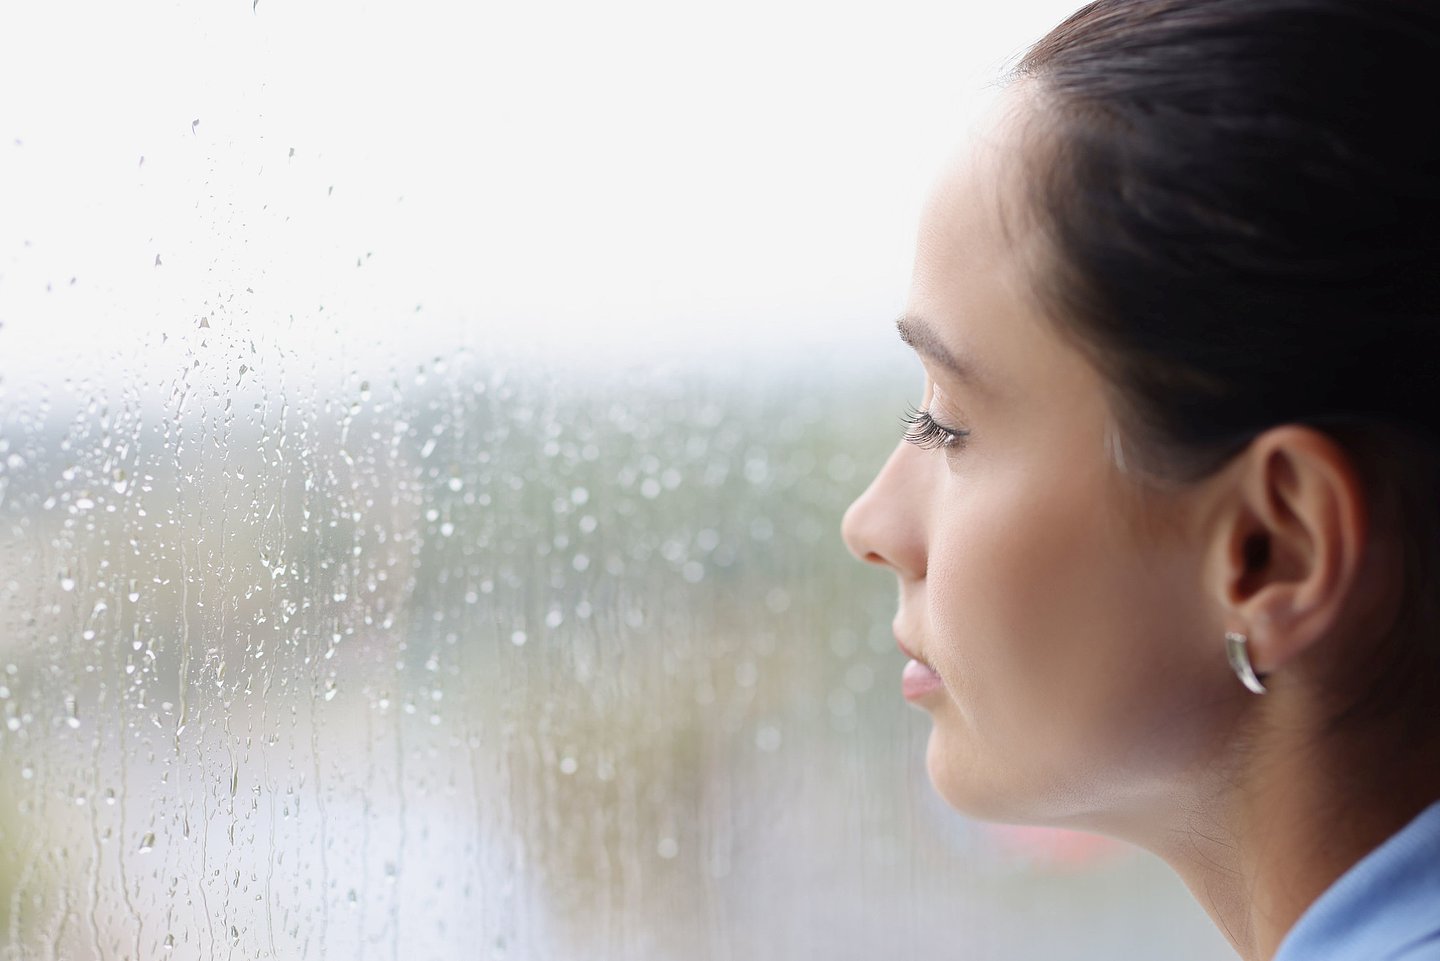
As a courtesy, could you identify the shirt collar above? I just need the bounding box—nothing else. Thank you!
[1273,800,1440,961]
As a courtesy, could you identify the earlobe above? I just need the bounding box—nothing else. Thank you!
[1206,426,1370,677]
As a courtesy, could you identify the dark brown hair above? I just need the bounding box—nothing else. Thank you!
[1011,0,1440,731]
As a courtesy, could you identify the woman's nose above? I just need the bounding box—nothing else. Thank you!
[841,440,927,580]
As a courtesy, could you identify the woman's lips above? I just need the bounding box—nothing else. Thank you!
[901,657,945,702]
[896,635,944,702]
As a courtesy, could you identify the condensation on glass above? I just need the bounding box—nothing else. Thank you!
[0,330,918,958]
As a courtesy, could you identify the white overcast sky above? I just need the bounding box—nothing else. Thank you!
[0,0,1080,384]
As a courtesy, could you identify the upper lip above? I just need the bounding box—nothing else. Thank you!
[893,627,932,668]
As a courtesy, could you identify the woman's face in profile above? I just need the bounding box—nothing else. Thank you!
[842,92,1240,832]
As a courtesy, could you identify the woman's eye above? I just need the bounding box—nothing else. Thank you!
[900,404,971,452]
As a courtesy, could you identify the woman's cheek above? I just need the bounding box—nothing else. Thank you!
[926,458,1126,753]
[924,491,1030,715]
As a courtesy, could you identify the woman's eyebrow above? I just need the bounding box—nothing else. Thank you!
[895,314,986,389]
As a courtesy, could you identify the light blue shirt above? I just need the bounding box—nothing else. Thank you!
[1273,800,1440,961]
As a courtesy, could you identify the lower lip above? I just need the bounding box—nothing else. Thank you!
[902,658,945,702]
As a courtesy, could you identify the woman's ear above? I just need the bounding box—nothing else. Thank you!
[1203,426,1372,677]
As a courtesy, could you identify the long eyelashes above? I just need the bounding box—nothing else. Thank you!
[900,404,971,452]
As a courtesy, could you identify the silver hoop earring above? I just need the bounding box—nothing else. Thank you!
[1225,631,1268,695]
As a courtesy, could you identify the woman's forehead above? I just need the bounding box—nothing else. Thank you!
[907,86,1103,421]
[917,87,1043,270]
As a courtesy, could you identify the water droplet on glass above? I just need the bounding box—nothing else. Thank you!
[139,832,155,853]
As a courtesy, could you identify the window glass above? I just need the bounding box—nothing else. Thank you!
[0,2,1230,958]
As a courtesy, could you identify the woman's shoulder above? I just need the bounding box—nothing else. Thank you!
[1274,801,1440,961]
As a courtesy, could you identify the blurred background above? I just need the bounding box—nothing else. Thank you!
[0,1,1232,958]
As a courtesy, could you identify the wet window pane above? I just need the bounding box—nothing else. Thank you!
[0,2,1229,959]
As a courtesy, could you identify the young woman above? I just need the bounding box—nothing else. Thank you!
[841,2,1440,958]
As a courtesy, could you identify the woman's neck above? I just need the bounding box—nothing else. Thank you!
[1147,699,1440,961]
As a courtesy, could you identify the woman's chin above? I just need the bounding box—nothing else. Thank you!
[924,721,1060,827]
[925,722,1015,823]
